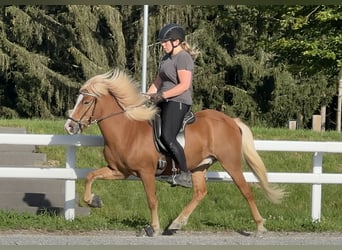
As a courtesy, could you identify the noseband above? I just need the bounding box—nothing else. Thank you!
[66,91,97,131]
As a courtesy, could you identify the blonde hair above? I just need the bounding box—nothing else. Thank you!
[81,69,157,121]
[181,41,199,61]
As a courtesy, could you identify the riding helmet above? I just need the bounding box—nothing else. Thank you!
[158,24,185,42]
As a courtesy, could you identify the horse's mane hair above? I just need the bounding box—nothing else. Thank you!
[81,69,157,121]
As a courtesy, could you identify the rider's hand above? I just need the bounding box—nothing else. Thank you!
[149,92,165,104]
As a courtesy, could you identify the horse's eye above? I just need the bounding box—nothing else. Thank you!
[83,100,91,105]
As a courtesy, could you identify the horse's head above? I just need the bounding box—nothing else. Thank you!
[64,69,157,135]
[64,90,98,135]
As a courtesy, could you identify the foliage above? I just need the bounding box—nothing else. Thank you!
[271,5,342,73]
[265,5,341,128]
[0,5,341,128]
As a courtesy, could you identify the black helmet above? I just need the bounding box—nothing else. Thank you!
[158,24,185,42]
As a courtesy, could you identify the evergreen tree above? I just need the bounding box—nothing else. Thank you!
[0,5,340,130]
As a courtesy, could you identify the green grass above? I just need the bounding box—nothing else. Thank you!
[0,119,342,232]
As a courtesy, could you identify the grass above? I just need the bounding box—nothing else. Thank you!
[0,119,342,233]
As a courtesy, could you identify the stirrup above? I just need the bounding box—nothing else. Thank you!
[171,160,178,185]
[158,158,167,170]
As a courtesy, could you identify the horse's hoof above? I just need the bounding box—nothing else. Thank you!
[144,224,155,237]
[162,229,177,235]
[254,228,268,238]
[137,225,157,237]
[168,220,184,230]
[168,224,180,230]
[88,194,103,208]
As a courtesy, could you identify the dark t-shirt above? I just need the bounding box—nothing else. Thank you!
[158,50,194,105]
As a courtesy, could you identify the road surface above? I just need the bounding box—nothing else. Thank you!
[0,230,342,245]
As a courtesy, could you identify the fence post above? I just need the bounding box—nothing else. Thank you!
[311,152,323,221]
[65,145,76,220]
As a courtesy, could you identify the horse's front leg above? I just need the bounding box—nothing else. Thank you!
[139,172,160,237]
[84,166,127,208]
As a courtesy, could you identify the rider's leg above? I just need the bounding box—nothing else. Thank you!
[159,101,192,187]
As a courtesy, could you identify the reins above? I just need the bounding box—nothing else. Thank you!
[90,108,126,124]
[91,95,148,124]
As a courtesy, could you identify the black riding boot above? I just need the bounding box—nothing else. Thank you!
[172,171,192,188]
[163,141,192,188]
[169,143,192,188]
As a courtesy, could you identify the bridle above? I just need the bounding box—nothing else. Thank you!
[67,91,126,130]
[67,90,147,130]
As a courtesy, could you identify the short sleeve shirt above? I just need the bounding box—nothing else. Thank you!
[158,50,194,105]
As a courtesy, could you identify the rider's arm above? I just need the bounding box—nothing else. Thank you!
[162,69,192,99]
[147,75,162,94]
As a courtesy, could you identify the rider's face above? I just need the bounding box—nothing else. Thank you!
[161,39,180,54]
[161,40,173,54]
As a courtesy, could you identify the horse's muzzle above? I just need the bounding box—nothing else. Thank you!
[64,119,81,135]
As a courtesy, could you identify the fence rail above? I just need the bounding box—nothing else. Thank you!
[1,133,342,221]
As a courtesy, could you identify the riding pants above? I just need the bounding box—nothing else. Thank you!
[158,101,190,173]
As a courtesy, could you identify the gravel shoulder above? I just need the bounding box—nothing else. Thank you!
[0,230,342,246]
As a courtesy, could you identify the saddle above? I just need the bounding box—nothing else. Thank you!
[151,110,196,174]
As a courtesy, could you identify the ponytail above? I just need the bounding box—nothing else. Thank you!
[181,41,199,61]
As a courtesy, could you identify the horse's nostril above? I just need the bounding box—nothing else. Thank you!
[64,121,75,135]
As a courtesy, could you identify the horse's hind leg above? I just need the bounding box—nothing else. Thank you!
[84,166,126,207]
[225,166,266,234]
[167,169,208,232]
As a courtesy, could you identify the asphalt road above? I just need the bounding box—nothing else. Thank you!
[0,230,342,246]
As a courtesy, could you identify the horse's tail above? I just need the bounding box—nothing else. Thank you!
[234,118,285,204]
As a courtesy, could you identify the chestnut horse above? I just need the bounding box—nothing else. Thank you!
[64,69,284,236]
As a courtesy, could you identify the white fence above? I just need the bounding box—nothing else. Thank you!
[1,133,342,222]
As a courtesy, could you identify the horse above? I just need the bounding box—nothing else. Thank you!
[64,69,285,236]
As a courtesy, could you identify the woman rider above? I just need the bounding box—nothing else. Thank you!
[147,23,198,188]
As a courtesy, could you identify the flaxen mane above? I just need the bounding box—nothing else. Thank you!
[81,69,157,121]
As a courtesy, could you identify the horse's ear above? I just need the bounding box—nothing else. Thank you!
[80,89,90,95]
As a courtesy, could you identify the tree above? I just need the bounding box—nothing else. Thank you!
[0,5,340,130]
[267,5,342,129]
[0,5,126,118]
